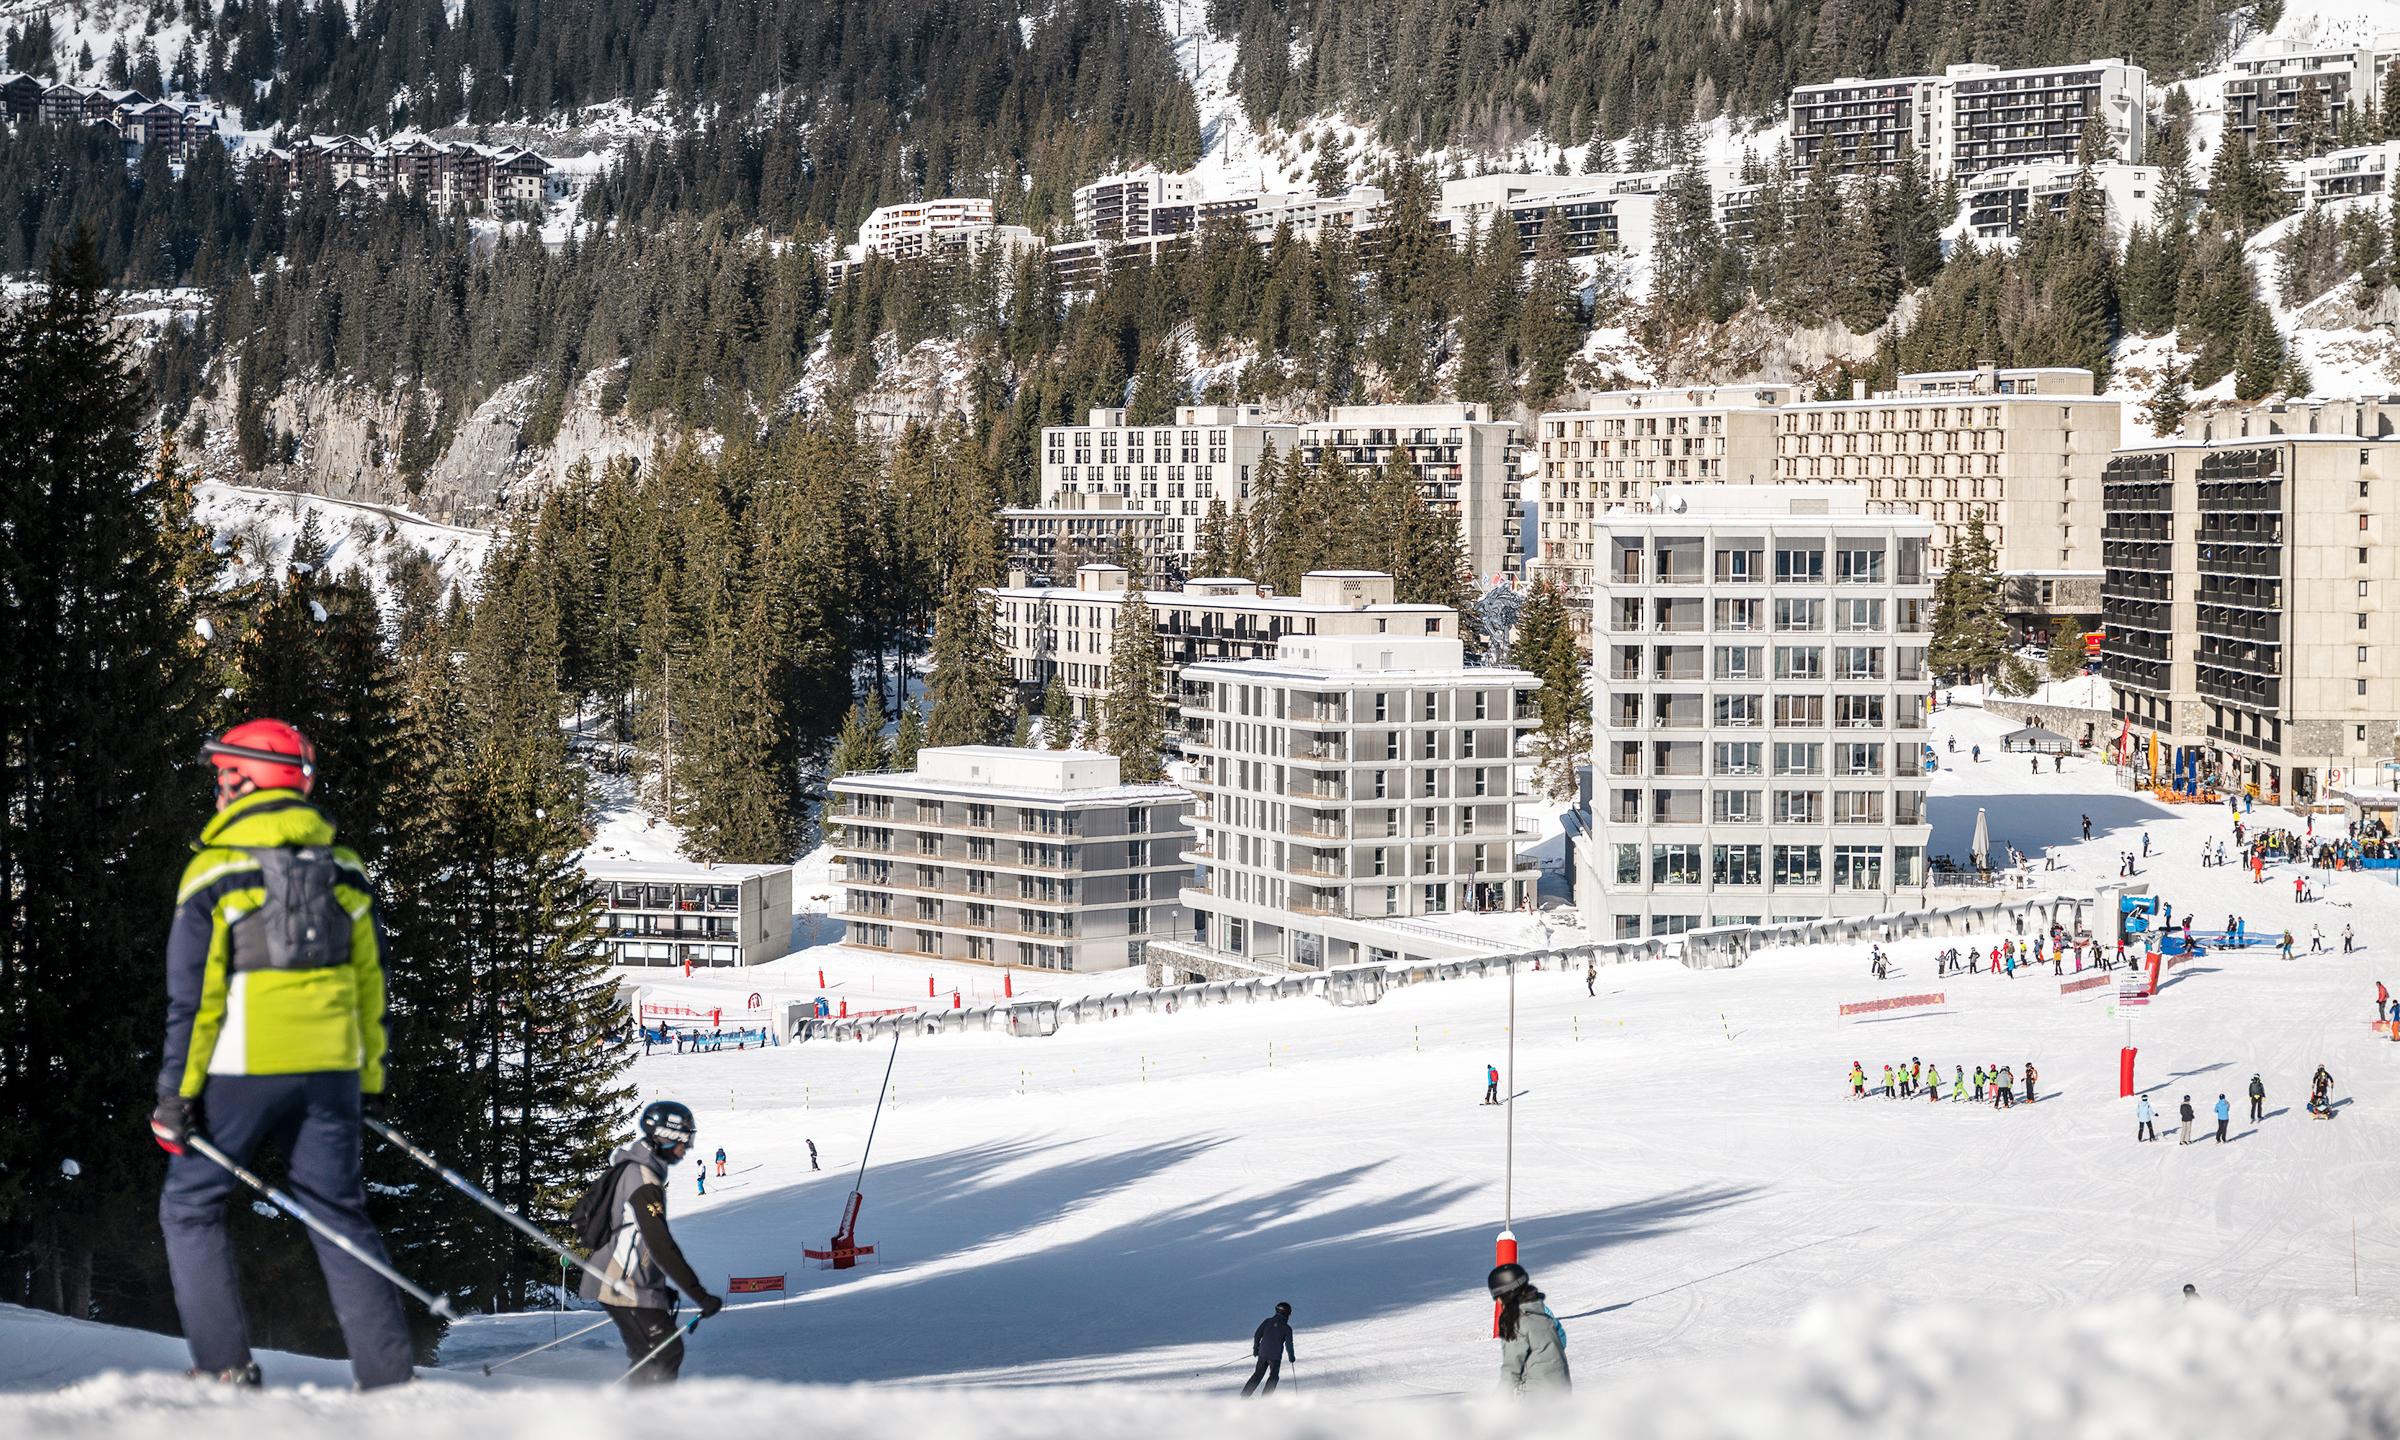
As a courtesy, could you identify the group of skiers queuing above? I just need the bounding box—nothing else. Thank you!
[1851,1058,2036,1108]
[2133,1069,2339,1141]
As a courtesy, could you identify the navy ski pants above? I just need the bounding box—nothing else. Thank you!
[158,1071,414,1388]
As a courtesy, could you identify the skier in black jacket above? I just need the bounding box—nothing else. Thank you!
[580,1101,723,1382]
[1242,1301,1295,1396]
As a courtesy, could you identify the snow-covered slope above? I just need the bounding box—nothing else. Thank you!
[17,703,2400,1440]
[193,480,491,601]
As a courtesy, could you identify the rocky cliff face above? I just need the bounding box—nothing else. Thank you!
[185,363,684,524]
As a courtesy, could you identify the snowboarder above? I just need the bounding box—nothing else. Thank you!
[2214,1094,2231,1143]
[152,720,413,1390]
[1489,1264,1570,1394]
[1242,1302,1295,1397]
[2179,1095,2195,1145]
[1484,1064,1501,1106]
[2247,1074,2264,1123]
[2136,1095,2156,1142]
[808,1139,820,1172]
[579,1100,723,1384]
[713,1146,727,1178]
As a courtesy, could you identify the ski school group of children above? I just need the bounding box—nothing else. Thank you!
[1925,931,2099,979]
[1850,1057,2038,1108]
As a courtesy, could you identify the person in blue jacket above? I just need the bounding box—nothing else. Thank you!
[1241,1302,1295,1396]
[1484,1064,1500,1105]
[2214,1094,2231,1142]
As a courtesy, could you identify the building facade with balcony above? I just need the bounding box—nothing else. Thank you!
[1001,493,1174,586]
[1155,634,1539,980]
[2101,436,2400,806]
[989,566,1456,730]
[1962,162,2163,243]
[1574,487,1935,938]
[1788,59,2145,179]
[2222,43,2374,155]
[584,860,796,968]
[829,747,1191,972]
[1041,405,1298,562]
[1293,403,1525,584]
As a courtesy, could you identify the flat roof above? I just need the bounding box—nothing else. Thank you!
[830,772,1189,807]
[581,859,791,881]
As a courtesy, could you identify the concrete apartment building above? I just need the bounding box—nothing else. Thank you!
[1293,403,1525,583]
[2222,42,2376,155]
[584,860,795,968]
[2295,140,2400,206]
[1789,59,2145,179]
[988,565,1456,728]
[1001,494,1173,586]
[1074,169,1196,240]
[1531,386,1794,635]
[1150,634,1539,980]
[829,747,1192,972]
[1963,162,2164,244]
[2102,432,2400,808]
[1573,487,1936,938]
[1041,405,1298,562]
[1771,366,2116,625]
[1534,366,2115,640]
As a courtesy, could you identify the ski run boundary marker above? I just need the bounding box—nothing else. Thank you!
[1838,992,1945,1019]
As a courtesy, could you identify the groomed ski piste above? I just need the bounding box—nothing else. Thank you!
[11,699,2400,1437]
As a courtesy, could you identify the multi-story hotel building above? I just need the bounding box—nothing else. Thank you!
[2102,434,2400,807]
[829,747,1191,972]
[583,860,796,968]
[1530,386,1792,635]
[1963,162,2164,244]
[1789,59,2145,179]
[1152,634,1539,979]
[1574,487,1935,938]
[1769,366,2116,619]
[2294,140,2400,206]
[2222,43,2375,155]
[989,565,1456,729]
[1040,405,1298,561]
[1534,366,2115,640]
[1293,403,1525,583]
[1000,494,1174,586]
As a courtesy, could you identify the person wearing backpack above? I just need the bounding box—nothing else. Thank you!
[149,720,413,1390]
[576,1100,723,1382]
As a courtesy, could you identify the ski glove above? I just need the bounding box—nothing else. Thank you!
[696,1291,724,1319]
[151,1093,199,1154]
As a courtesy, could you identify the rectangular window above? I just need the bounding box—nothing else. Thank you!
[1833,845,1885,890]
[1774,598,1823,632]
[1711,845,1764,885]
[1715,694,1764,728]
[1774,646,1825,680]
[1773,742,1823,776]
[1772,844,1822,886]
[1774,546,1824,582]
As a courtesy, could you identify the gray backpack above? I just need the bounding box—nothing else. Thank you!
[229,846,354,972]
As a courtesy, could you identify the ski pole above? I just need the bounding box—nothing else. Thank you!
[617,1317,699,1384]
[184,1132,458,1320]
[480,1315,615,1375]
[367,1117,619,1291]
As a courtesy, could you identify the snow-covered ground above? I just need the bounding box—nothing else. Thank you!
[193,480,491,604]
[15,700,2400,1436]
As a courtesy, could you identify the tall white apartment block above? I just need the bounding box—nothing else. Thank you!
[1574,487,1935,938]
[1074,169,1196,240]
[1293,403,1525,583]
[1532,386,1794,636]
[829,747,1192,972]
[989,566,1456,728]
[1789,59,2145,179]
[1155,635,1539,978]
[1040,405,1298,561]
[2223,42,2376,155]
[1963,162,2164,244]
[858,197,995,255]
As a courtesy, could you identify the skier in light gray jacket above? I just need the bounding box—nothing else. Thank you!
[1489,1262,1570,1394]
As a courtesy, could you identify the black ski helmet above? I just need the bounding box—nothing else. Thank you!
[640,1100,697,1154]
[1275,1301,1292,1316]
[1487,1263,1530,1299]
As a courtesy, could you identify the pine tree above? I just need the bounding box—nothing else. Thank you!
[1516,209,1582,410]
[1098,590,1167,782]
[923,581,1013,747]
[828,696,890,778]
[2233,303,2287,402]
[675,590,798,863]
[0,233,221,1328]
[892,700,924,769]
[2141,356,2191,438]
[2045,622,2087,682]
[1039,675,1074,749]
[1510,577,1586,799]
[1928,511,2008,682]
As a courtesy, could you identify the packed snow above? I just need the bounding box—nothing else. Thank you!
[12,702,2400,1436]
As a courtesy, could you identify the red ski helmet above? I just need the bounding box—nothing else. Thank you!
[202,718,316,795]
